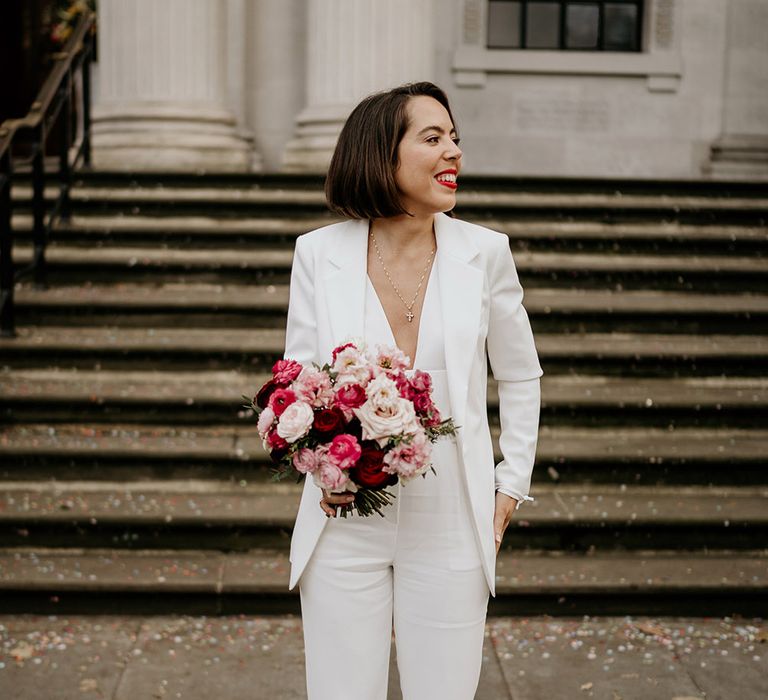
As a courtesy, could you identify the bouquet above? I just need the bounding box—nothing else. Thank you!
[243,339,458,517]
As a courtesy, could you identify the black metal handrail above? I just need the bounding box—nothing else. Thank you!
[0,9,95,338]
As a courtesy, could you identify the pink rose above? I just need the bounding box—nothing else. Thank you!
[272,359,303,385]
[312,461,350,492]
[327,434,362,470]
[276,400,314,443]
[268,388,297,417]
[292,447,319,474]
[257,406,276,437]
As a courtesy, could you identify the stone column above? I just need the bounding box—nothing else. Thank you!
[706,0,768,179]
[283,0,435,173]
[92,0,259,172]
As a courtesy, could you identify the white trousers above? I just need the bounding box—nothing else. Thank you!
[298,369,490,700]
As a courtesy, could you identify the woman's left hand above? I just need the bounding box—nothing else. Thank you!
[493,491,518,555]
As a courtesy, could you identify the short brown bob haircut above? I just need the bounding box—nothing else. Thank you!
[325,81,458,220]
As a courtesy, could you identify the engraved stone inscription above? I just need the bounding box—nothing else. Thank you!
[654,0,675,49]
[463,0,482,45]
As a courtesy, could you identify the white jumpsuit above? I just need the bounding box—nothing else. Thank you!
[298,248,490,700]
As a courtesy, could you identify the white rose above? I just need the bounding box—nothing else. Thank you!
[365,374,401,411]
[353,396,420,447]
[276,401,315,443]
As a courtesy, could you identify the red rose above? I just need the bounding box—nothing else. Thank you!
[394,372,411,398]
[312,407,345,437]
[266,429,289,460]
[266,430,288,450]
[272,359,303,385]
[256,378,279,409]
[268,388,298,417]
[331,342,356,364]
[349,444,398,489]
[412,392,434,415]
[334,383,367,409]
[410,371,432,393]
[346,416,363,441]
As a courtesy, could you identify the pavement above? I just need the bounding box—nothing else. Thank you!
[1,614,766,700]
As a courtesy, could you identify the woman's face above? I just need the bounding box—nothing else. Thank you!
[394,95,462,217]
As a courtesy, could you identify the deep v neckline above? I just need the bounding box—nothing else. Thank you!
[366,256,436,371]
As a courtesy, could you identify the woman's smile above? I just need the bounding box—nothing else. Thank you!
[434,168,458,190]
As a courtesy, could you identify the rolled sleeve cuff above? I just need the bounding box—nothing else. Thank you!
[495,487,536,511]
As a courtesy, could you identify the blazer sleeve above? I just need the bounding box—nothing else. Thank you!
[283,234,318,365]
[486,235,543,511]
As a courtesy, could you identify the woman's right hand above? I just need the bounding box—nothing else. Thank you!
[320,489,356,517]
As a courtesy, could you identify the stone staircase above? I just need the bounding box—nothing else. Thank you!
[1,172,766,616]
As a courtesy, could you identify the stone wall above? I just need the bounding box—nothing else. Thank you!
[90,0,768,178]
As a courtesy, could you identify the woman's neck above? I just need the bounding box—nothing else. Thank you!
[369,213,436,257]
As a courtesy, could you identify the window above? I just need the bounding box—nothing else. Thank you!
[487,1,643,51]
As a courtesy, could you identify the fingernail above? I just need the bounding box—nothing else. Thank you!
[495,534,501,542]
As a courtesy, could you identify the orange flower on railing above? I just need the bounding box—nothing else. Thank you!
[50,0,96,47]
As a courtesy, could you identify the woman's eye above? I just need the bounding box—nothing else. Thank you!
[426,135,460,145]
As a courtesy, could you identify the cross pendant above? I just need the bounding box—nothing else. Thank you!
[406,311,414,322]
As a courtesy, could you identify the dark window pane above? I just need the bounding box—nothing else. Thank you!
[565,3,599,49]
[604,4,638,50]
[526,2,560,48]
[488,1,521,48]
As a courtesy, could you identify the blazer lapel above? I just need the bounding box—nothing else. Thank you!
[324,213,482,432]
[324,218,368,349]
[434,213,483,434]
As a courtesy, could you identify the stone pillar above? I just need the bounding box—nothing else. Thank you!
[92,0,259,172]
[283,0,435,173]
[706,0,768,179]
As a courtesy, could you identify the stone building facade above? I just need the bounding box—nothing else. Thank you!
[90,0,768,179]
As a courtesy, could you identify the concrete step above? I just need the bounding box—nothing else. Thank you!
[11,186,768,228]
[18,168,768,193]
[13,183,768,211]
[2,328,765,375]
[0,369,764,427]
[13,214,766,256]
[0,481,765,553]
[1,424,764,467]
[0,547,765,616]
[12,282,767,313]
[12,244,767,292]
[10,283,766,333]
[12,213,767,239]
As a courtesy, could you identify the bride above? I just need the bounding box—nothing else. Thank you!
[283,81,543,699]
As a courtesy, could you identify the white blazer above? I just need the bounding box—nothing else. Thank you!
[282,211,543,597]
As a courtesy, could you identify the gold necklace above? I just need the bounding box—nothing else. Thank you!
[369,222,436,323]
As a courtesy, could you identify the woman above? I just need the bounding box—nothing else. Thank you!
[283,82,542,700]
